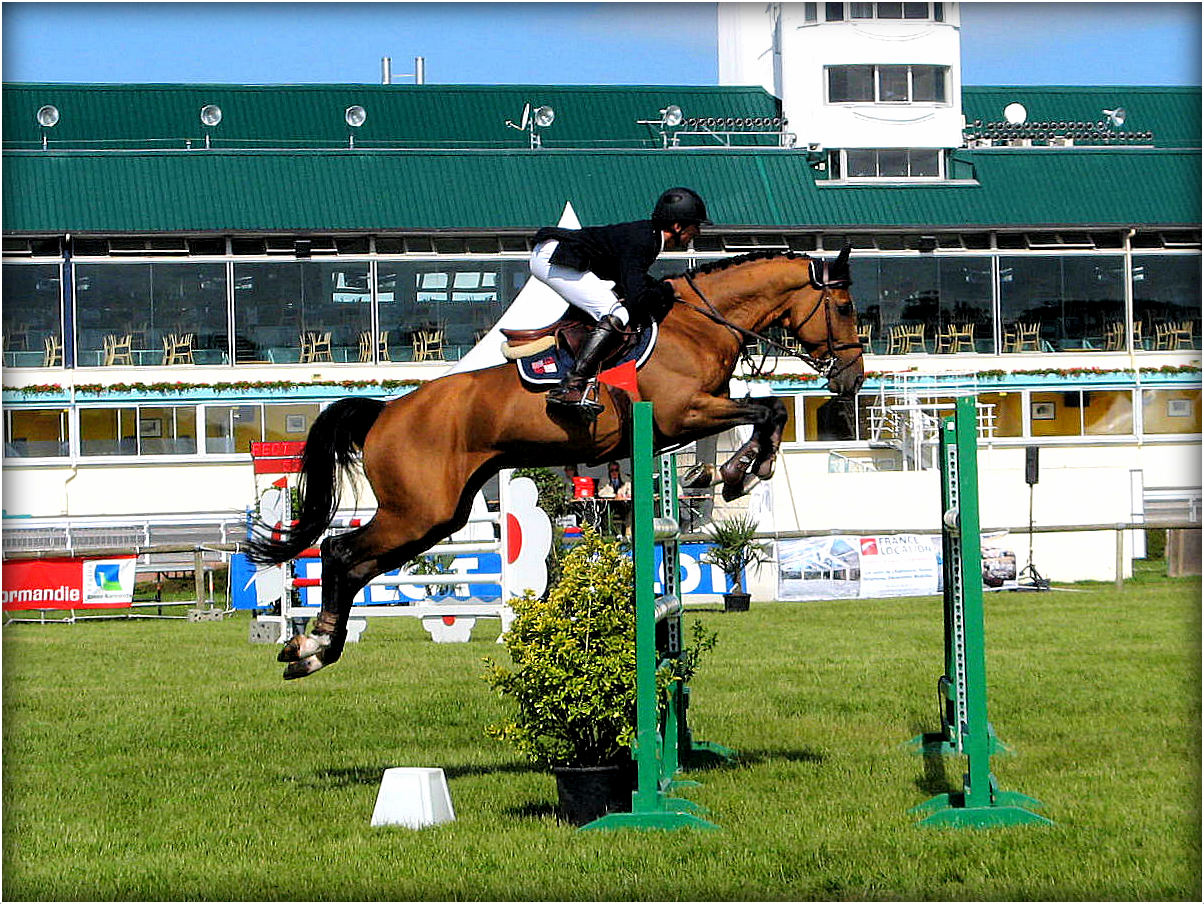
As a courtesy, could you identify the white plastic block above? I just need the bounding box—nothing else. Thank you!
[370,767,455,828]
[421,615,475,643]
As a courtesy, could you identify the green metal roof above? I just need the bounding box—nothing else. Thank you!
[961,86,1201,149]
[2,82,783,151]
[4,145,1198,234]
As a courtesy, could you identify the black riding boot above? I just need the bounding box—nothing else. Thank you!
[546,314,625,420]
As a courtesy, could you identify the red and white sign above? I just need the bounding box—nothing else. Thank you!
[2,555,137,610]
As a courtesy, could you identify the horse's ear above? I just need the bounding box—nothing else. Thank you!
[832,244,851,280]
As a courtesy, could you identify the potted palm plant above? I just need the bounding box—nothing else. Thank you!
[702,513,772,612]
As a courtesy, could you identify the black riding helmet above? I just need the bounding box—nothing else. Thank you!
[651,187,712,226]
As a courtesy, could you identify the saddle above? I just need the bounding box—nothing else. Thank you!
[504,306,659,389]
[501,306,641,365]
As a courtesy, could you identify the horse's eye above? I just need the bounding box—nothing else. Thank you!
[835,302,855,316]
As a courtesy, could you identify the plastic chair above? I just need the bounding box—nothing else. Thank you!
[42,335,62,367]
[103,333,134,366]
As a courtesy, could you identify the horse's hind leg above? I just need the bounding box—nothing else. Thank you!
[279,513,414,679]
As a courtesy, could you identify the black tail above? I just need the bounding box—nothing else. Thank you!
[246,397,386,565]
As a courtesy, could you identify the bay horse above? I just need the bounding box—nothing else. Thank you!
[248,247,864,678]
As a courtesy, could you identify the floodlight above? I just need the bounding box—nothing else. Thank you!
[345,105,367,128]
[200,104,223,127]
[533,105,555,128]
[661,105,683,128]
[1103,107,1126,128]
[36,105,60,127]
[1003,102,1027,125]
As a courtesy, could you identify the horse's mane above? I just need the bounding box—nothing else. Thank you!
[672,249,808,280]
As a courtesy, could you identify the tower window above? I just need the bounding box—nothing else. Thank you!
[827,64,949,104]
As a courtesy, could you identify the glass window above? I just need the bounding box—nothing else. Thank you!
[1000,255,1124,352]
[903,1,929,17]
[1142,389,1201,434]
[1133,254,1201,350]
[1030,391,1082,437]
[204,405,262,454]
[264,403,321,442]
[377,260,527,362]
[139,406,198,455]
[233,262,369,364]
[2,263,62,368]
[876,2,903,17]
[825,2,845,21]
[75,262,228,367]
[800,395,859,441]
[935,257,993,351]
[845,149,878,177]
[4,408,69,458]
[911,65,946,103]
[804,2,818,22]
[878,149,909,177]
[80,407,137,455]
[828,65,874,103]
[878,66,909,102]
[979,392,1022,437]
[933,2,944,22]
[909,149,941,177]
[1083,390,1133,436]
[850,2,874,17]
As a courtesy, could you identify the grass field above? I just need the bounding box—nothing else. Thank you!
[3,571,1199,901]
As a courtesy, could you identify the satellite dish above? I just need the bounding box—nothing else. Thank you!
[533,105,555,128]
[1003,102,1027,125]
[36,105,60,127]
[661,105,683,128]
[200,104,223,127]
[345,105,367,128]
[1103,107,1126,128]
[518,103,531,131]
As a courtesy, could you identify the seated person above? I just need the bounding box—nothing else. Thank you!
[598,461,631,500]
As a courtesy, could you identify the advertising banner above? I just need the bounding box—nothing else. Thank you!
[778,535,941,601]
[2,555,137,610]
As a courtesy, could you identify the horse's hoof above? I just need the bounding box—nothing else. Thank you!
[283,654,326,680]
[754,458,776,480]
[722,474,759,502]
[682,463,718,489]
[277,633,329,663]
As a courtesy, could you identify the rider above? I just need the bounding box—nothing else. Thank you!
[529,187,711,417]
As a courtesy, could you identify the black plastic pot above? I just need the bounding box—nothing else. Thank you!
[551,763,633,825]
[723,591,751,612]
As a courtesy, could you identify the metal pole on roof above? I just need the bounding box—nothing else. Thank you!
[382,57,392,85]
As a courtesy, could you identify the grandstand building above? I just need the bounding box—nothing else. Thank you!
[3,2,1199,567]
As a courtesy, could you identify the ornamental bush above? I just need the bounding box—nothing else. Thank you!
[483,528,637,768]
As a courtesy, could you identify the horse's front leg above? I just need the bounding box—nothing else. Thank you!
[677,395,786,500]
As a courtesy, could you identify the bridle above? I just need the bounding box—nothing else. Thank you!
[679,255,864,381]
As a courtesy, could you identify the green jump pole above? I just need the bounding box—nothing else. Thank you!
[911,395,1051,829]
[582,401,718,831]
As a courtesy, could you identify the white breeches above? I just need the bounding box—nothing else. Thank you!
[529,240,630,326]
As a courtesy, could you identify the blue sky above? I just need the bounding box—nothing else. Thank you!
[1,2,1200,86]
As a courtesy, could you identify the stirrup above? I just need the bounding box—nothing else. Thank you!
[546,382,604,421]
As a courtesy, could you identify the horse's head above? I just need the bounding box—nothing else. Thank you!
[788,246,865,399]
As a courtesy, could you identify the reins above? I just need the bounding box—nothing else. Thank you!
[678,255,864,381]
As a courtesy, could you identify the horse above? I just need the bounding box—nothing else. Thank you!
[248,247,864,679]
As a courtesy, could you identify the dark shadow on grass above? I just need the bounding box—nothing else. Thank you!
[505,801,560,821]
[717,747,825,769]
[905,719,955,796]
[305,761,538,788]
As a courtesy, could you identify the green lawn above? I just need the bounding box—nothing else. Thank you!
[3,575,1199,901]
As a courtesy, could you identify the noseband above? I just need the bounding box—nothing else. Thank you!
[681,255,864,381]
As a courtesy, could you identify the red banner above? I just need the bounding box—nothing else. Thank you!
[2,556,137,610]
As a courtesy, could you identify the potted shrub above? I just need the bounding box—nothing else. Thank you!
[702,513,772,612]
[483,528,638,823]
